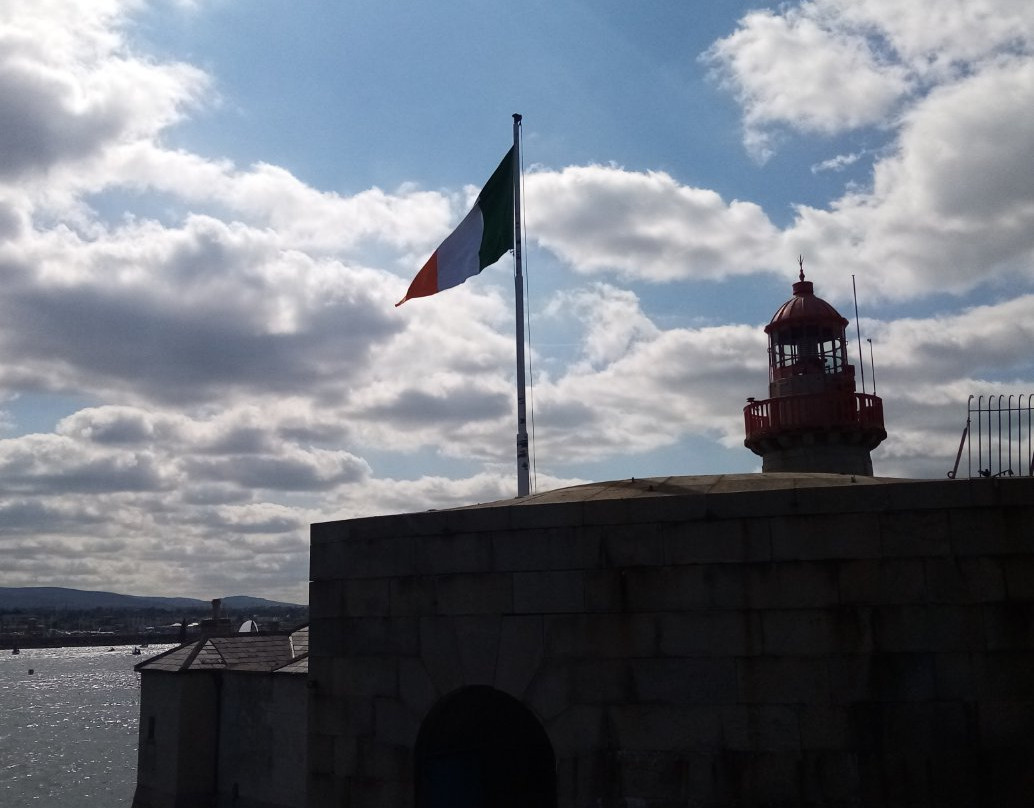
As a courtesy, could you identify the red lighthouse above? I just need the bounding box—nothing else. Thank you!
[744,264,886,475]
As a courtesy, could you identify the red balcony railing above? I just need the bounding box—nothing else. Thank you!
[744,391,885,441]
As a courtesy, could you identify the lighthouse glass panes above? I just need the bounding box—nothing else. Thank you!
[769,324,846,382]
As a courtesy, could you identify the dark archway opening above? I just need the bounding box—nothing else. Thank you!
[415,686,557,808]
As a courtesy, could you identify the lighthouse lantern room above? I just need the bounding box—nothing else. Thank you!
[744,264,886,475]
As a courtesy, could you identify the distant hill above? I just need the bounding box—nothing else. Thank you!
[0,587,302,612]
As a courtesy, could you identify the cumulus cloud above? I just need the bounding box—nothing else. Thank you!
[706,0,1034,159]
[703,7,910,159]
[788,56,1034,298]
[526,165,780,281]
[0,1,207,183]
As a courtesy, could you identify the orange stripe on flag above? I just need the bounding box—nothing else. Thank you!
[395,252,439,307]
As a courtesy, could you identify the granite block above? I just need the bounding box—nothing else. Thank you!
[417,617,463,695]
[880,509,951,557]
[664,517,771,565]
[601,521,665,567]
[434,572,511,615]
[658,610,765,658]
[925,556,1005,603]
[609,704,723,752]
[373,697,420,748]
[631,657,738,705]
[341,579,390,618]
[413,532,493,575]
[737,655,831,704]
[453,614,501,685]
[771,512,881,560]
[513,569,585,614]
[871,604,984,653]
[389,576,436,616]
[838,558,927,604]
[622,565,711,611]
[492,527,601,571]
[331,656,397,698]
[829,653,936,703]
[762,607,872,655]
[720,704,801,751]
[545,613,659,659]
[494,615,545,699]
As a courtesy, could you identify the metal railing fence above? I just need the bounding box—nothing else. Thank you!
[948,394,1034,479]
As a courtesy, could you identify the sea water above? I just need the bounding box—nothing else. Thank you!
[0,644,175,807]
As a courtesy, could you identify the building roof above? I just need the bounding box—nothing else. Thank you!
[136,624,308,674]
[459,472,911,509]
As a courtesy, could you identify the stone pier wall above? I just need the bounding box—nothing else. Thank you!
[307,475,1034,807]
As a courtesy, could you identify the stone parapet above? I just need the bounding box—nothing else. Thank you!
[308,474,1034,807]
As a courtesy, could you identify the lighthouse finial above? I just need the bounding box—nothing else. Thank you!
[798,255,805,282]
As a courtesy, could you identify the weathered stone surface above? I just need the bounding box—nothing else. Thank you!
[341,578,389,618]
[829,652,937,702]
[492,526,600,571]
[926,556,1005,603]
[601,521,664,567]
[632,657,738,705]
[762,607,873,655]
[397,658,437,716]
[721,704,801,751]
[433,572,511,615]
[493,615,544,698]
[622,565,710,611]
[720,561,841,609]
[513,569,585,614]
[388,576,436,616]
[545,613,659,658]
[413,532,493,575]
[417,617,463,695]
[663,518,771,565]
[453,614,501,684]
[880,509,951,557]
[331,656,397,698]
[609,704,723,752]
[737,655,831,704]
[983,601,1034,650]
[373,697,420,748]
[338,616,418,656]
[306,475,1034,808]
[838,558,927,604]
[658,610,764,658]
[771,511,881,560]
[525,663,572,721]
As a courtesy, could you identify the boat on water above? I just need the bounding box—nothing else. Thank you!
[11,647,19,655]
[132,647,141,655]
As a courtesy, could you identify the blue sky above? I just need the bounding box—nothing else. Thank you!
[2,0,1034,601]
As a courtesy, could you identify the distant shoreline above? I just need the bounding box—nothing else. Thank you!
[2,634,184,651]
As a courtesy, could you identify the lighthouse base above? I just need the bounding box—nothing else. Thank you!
[759,440,875,476]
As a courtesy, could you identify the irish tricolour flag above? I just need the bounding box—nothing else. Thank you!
[396,148,515,306]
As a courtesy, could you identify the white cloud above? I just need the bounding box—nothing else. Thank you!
[787,56,1034,298]
[811,150,866,173]
[703,8,910,159]
[0,1,207,185]
[526,165,780,281]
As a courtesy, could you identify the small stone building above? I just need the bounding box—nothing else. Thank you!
[308,473,1034,807]
[132,625,309,808]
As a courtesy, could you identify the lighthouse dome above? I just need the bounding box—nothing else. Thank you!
[765,271,848,333]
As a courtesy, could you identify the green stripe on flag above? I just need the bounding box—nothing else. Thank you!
[477,147,515,270]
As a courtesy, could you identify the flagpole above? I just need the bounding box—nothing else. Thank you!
[512,113,530,498]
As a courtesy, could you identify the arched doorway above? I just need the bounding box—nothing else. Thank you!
[415,686,557,808]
